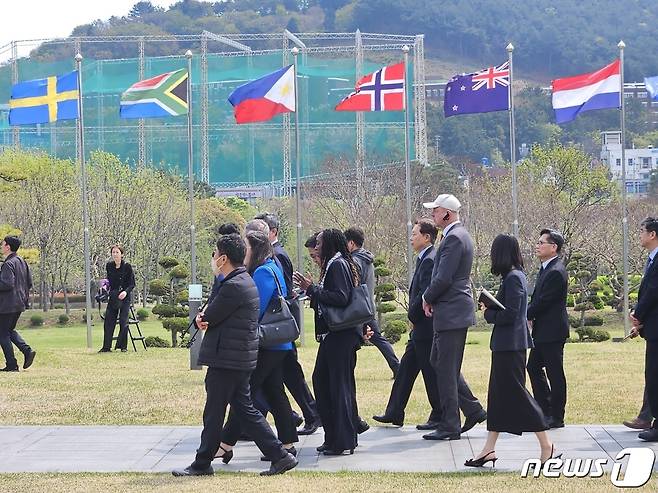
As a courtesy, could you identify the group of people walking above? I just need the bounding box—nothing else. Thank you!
[4,189,658,475]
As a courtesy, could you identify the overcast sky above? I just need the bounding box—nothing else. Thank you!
[1,0,175,62]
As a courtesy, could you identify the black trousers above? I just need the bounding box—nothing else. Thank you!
[313,330,360,452]
[646,340,658,429]
[430,328,484,434]
[488,351,548,434]
[192,367,286,469]
[0,312,30,370]
[223,350,298,445]
[384,337,441,422]
[283,347,320,424]
[368,318,400,374]
[102,300,130,350]
[527,342,567,422]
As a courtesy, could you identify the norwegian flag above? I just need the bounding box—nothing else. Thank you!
[335,62,405,112]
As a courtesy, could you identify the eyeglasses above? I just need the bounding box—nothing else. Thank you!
[536,240,555,246]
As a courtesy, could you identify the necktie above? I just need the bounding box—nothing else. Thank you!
[415,256,422,271]
[645,256,653,275]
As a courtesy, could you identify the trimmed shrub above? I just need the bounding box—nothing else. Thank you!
[382,319,408,344]
[374,283,396,295]
[575,327,610,342]
[136,308,150,321]
[158,256,179,269]
[380,292,396,302]
[144,336,170,348]
[57,314,69,325]
[591,296,605,310]
[377,302,396,314]
[374,266,392,277]
[383,312,408,324]
[152,304,187,318]
[583,315,604,326]
[175,289,189,305]
[162,317,190,334]
[169,264,189,280]
[30,314,44,326]
[149,279,169,297]
[568,315,581,328]
[566,295,575,308]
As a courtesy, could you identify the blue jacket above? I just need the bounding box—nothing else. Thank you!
[253,258,292,351]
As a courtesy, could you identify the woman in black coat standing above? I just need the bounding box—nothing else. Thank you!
[466,234,558,467]
[294,229,362,456]
[99,245,135,353]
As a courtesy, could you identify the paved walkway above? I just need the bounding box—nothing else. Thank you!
[1,424,656,474]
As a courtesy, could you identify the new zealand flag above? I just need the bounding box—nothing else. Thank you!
[444,61,510,117]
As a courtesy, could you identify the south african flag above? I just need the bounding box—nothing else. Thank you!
[120,69,188,119]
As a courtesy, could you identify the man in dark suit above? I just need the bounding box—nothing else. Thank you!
[526,229,569,429]
[421,194,486,440]
[373,219,442,429]
[255,213,321,435]
[630,217,658,441]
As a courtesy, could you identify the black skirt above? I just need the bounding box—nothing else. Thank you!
[487,350,548,435]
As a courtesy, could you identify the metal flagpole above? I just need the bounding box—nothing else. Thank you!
[507,43,518,237]
[292,47,305,346]
[185,50,197,284]
[75,53,93,349]
[402,45,413,287]
[619,40,630,338]
[186,50,202,369]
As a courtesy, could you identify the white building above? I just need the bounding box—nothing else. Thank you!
[600,131,658,194]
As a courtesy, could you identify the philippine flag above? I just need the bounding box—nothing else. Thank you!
[551,60,620,124]
[228,65,295,124]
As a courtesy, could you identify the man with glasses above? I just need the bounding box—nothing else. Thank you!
[630,217,658,441]
[526,229,569,429]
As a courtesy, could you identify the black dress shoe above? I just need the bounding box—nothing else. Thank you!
[293,413,304,428]
[23,350,36,369]
[548,418,565,429]
[461,410,487,433]
[261,446,297,461]
[639,428,658,442]
[171,465,214,476]
[422,430,460,440]
[316,443,328,452]
[298,420,320,435]
[97,349,111,353]
[357,418,370,434]
[416,421,441,431]
[1,367,19,372]
[373,414,404,427]
[260,452,298,476]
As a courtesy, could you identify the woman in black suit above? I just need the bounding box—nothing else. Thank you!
[466,234,558,467]
[99,245,135,353]
[293,228,362,456]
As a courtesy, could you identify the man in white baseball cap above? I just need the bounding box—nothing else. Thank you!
[420,193,487,441]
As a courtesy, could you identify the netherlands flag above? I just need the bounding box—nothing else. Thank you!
[228,65,295,124]
[551,60,621,124]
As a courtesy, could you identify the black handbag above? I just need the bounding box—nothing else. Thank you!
[321,283,375,332]
[258,266,300,347]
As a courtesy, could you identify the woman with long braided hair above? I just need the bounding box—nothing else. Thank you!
[294,228,362,455]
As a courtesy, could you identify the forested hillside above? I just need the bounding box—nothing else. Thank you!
[30,0,658,81]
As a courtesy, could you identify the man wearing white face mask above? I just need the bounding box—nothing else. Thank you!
[173,233,297,477]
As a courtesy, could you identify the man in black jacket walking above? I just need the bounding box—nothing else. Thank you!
[0,236,36,372]
[172,234,297,477]
[345,227,400,378]
[373,219,441,429]
[526,229,569,429]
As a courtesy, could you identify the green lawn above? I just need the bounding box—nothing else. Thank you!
[1,471,653,493]
[0,307,646,426]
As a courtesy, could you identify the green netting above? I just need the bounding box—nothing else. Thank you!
[0,49,415,183]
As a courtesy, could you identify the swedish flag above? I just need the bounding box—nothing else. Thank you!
[9,71,79,125]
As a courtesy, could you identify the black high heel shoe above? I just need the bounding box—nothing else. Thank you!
[214,445,233,464]
[322,449,354,456]
[464,450,497,468]
[540,444,562,467]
